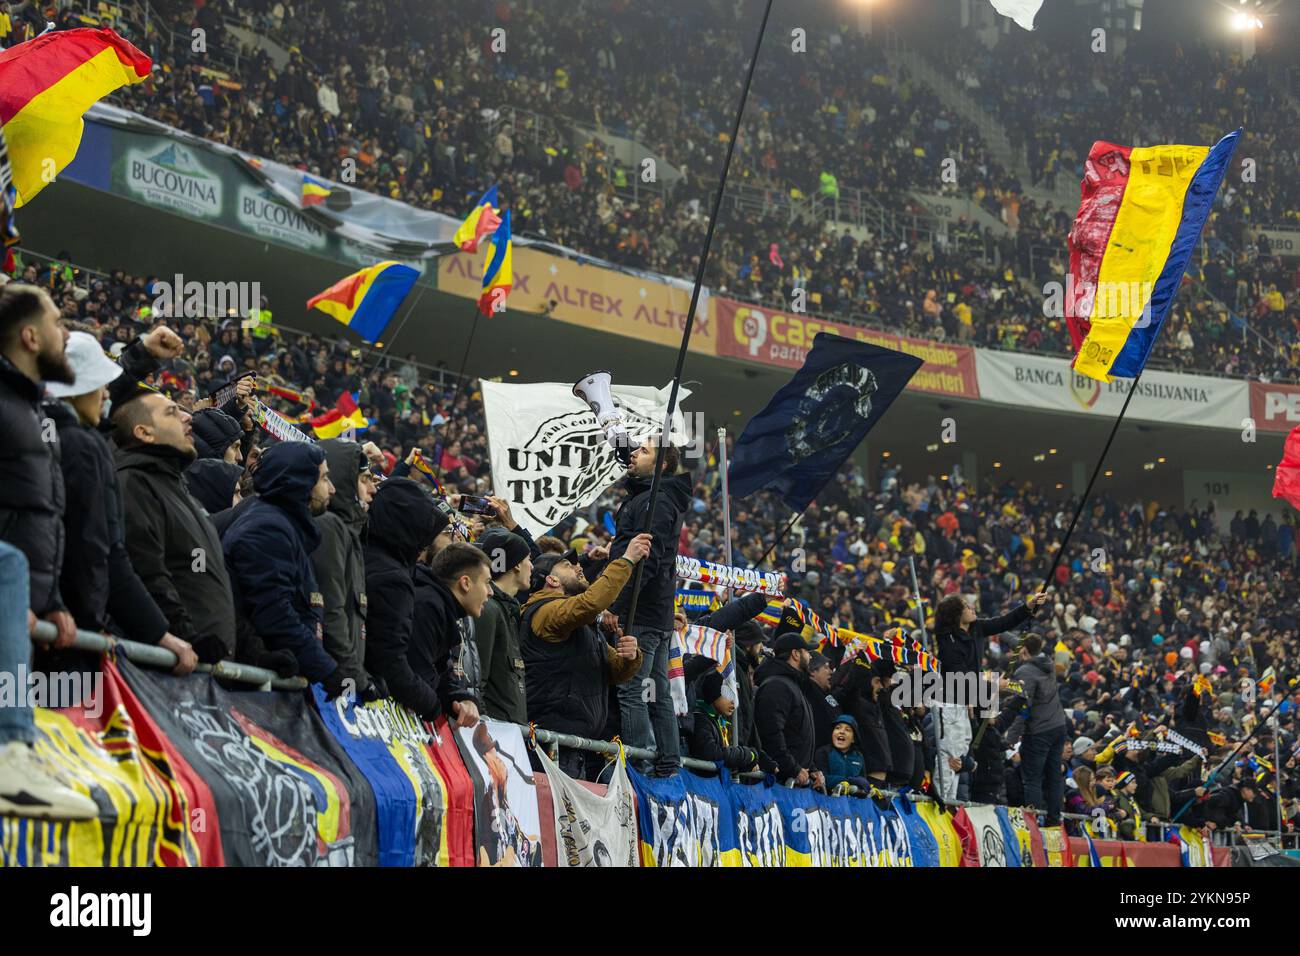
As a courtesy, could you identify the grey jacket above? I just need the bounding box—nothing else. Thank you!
[1014,654,1067,735]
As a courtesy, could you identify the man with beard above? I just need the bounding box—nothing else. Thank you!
[521,535,651,780]
[755,633,825,790]
[115,390,238,665]
[222,442,348,691]
[0,284,98,820]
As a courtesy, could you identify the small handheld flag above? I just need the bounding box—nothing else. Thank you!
[300,173,332,207]
[311,391,368,439]
[478,210,512,316]
[452,185,502,253]
[410,448,444,494]
[307,261,419,344]
[1066,130,1240,382]
[0,28,152,207]
[729,333,922,512]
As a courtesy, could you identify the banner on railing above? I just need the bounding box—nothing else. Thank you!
[453,718,543,867]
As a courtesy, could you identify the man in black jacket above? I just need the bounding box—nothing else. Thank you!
[411,543,489,726]
[222,442,346,690]
[754,633,824,789]
[473,528,532,722]
[1014,633,1069,826]
[608,439,692,776]
[364,479,450,718]
[311,439,379,699]
[44,331,196,673]
[0,284,75,648]
[114,390,237,663]
[0,284,99,821]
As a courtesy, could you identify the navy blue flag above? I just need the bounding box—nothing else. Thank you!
[728,333,922,512]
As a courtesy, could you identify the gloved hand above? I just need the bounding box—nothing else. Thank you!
[256,649,300,679]
[321,667,349,701]
[360,682,386,704]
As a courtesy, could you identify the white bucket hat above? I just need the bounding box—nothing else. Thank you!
[45,331,122,398]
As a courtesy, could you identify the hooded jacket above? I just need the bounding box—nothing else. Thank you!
[754,656,817,780]
[363,478,447,718]
[184,458,243,516]
[608,471,693,630]
[476,580,526,723]
[311,439,375,693]
[411,564,479,717]
[0,353,65,615]
[829,655,892,777]
[45,400,168,642]
[191,407,243,460]
[1014,653,1067,734]
[222,442,339,683]
[116,442,235,661]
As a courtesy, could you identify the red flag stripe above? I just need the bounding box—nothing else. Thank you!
[0,29,151,124]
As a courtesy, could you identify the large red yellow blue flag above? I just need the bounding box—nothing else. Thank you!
[311,391,368,440]
[0,28,151,206]
[452,184,502,253]
[307,261,419,344]
[477,209,512,316]
[1065,129,1240,382]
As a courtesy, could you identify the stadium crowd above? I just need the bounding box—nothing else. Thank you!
[0,243,1295,849]
[75,0,1300,384]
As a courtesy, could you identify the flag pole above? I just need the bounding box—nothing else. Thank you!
[622,0,774,631]
[453,299,484,404]
[718,428,735,595]
[1039,368,1145,593]
[755,510,802,571]
[364,280,428,379]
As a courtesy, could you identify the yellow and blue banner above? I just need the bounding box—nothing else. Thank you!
[307,260,419,344]
[477,209,512,316]
[1066,129,1241,382]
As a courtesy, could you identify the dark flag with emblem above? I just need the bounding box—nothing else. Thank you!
[729,333,923,511]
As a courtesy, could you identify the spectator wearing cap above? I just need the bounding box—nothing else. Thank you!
[1071,735,1097,771]
[222,442,346,689]
[114,386,237,665]
[311,439,381,701]
[473,528,533,723]
[815,714,871,794]
[43,331,198,674]
[190,407,245,464]
[1111,769,1150,840]
[754,632,823,789]
[364,479,453,718]
[520,533,651,781]
[803,649,841,750]
[689,670,765,774]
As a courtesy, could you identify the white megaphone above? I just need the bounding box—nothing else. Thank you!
[573,370,632,465]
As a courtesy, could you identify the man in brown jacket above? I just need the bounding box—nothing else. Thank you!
[521,533,651,780]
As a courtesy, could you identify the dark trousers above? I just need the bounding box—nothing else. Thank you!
[1020,724,1066,826]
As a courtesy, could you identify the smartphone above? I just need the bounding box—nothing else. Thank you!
[458,494,495,516]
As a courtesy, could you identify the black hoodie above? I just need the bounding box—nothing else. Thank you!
[608,470,693,630]
[363,478,447,717]
[311,439,376,693]
[412,566,478,716]
[184,458,243,516]
[222,442,339,683]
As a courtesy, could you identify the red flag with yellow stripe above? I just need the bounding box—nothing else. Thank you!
[0,28,152,206]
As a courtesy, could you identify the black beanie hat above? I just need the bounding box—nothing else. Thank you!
[698,670,725,704]
[476,528,530,577]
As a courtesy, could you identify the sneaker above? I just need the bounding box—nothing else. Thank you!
[0,741,98,821]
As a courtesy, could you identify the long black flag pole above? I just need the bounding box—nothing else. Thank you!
[622,0,775,629]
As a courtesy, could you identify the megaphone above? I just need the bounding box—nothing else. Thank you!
[573,370,632,465]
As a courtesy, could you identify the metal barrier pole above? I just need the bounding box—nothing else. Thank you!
[30,620,307,691]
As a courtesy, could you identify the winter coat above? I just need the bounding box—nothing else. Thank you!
[802,675,842,751]
[754,657,817,779]
[363,479,447,718]
[934,603,1032,678]
[476,581,526,722]
[311,439,375,693]
[116,443,236,661]
[608,471,693,630]
[410,565,479,716]
[1014,654,1067,734]
[830,655,892,776]
[45,401,168,642]
[815,743,867,790]
[0,354,65,615]
[689,700,759,772]
[222,443,338,683]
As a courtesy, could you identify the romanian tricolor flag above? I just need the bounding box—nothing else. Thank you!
[300,173,332,207]
[307,261,419,344]
[0,28,152,207]
[1066,129,1240,382]
[477,210,512,316]
[311,391,368,440]
[410,448,443,494]
[452,185,502,253]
